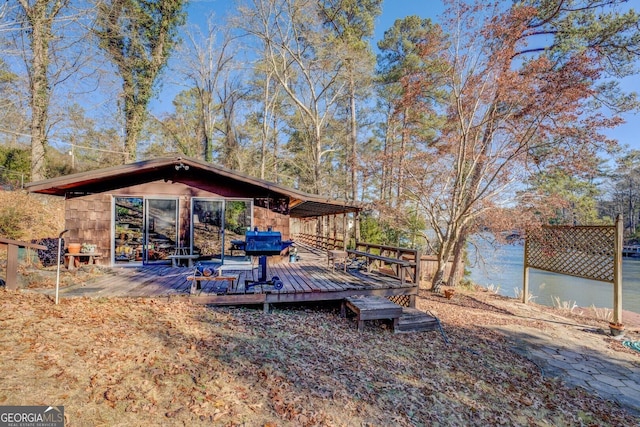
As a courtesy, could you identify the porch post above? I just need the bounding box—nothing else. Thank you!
[342,213,348,250]
[522,237,530,304]
[613,214,623,325]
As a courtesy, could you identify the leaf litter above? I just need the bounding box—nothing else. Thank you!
[0,288,638,426]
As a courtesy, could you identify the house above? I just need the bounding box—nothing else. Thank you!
[25,156,359,266]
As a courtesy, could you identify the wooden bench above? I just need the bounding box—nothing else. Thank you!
[167,254,200,267]
[65,252,101,270]
[186,274,239,294]
[341,296,403,332]
[346,250,412,284]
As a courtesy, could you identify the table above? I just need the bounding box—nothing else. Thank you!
[65,252,101,270]
[167,254,200,267]
[327,250,348,272]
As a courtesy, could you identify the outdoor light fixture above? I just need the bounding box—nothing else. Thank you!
[175,163,189,171]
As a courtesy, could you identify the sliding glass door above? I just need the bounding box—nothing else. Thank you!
[191,198,251,262]
[113,196,249,265]
[113,197,178,265]
[114,197,143,264]
[144,198,178,264]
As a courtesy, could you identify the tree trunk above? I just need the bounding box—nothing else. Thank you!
[349,75,358,201]
[29,47,48,181]
[201,88,214,162]
[313,125,322,194]
[396,107,409,203]
[447,226,469,287]
[431,261,447,293]
[123,93,146,163]
[19,0,66,181]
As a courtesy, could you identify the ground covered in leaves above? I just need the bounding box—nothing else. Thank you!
[0,290,638,426]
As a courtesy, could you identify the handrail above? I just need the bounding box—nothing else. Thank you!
[0,238,47,290]
[354,241,419,259]
[294,233,421,284]
[295,233,345,251]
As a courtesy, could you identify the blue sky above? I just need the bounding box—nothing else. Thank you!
[177,0,638,151]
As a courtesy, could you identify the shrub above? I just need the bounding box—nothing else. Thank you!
[0,205,24,240]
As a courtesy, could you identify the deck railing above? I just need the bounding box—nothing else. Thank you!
[295,233,346,251]
[293,233,463,288]
[350,241,420,285]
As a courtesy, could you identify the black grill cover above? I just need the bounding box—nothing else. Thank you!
[245,229,283,256]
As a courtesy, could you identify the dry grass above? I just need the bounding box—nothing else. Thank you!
[1,190,638,425]
[1,288,638,426]
[0,190,65,241]
[0,190,65,279]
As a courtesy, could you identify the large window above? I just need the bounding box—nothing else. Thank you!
[113,197,178,264]
[144,198,178,263]
[191,198,251,261]
[114,197,143,264]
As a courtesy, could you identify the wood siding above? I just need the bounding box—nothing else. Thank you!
[65,194,111,262]
[63,180,292,265]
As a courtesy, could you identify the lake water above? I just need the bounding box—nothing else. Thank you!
[467,244,640,314]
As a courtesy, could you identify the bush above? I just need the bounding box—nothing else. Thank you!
[0,191,65,241]
[0,205,24,240]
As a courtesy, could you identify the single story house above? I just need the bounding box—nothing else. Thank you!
[26,156,359,266]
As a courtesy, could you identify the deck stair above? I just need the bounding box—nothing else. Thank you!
[342,295,440,333]
[396,307,440,333]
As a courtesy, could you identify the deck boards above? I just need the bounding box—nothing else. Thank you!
[43,244,418,306]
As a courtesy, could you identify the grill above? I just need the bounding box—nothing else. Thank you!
[244,228,293,291]
[245,229,285,256]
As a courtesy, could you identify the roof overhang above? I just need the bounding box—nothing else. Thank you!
[25,156,361,218]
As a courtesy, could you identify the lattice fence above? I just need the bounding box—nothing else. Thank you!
[525,225,616,283]
[387,294,411,307]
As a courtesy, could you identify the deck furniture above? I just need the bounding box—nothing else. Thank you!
[167,246,199,267]
[65,252,101,270]
[341,295,403,332]
[187,273,239,294]
[327,249,348,272]
[346,250,411,284]
[167,254,200,267]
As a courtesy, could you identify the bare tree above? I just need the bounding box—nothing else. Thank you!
[173,15,236,162]
[238,0,348,194]
[389,1,638,291]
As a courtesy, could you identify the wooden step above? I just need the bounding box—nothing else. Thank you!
[342,296,403,332]
[396,307,440,333]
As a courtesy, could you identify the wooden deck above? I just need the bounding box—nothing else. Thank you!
[47,244,418,308]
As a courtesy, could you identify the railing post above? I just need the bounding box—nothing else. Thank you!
[613,214,623,325]
[414,250,421,286]
[522,237,529,304]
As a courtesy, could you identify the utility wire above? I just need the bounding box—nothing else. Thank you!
[0,126,127,155]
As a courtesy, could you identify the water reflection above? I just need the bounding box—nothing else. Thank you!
[468,244,640,313]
